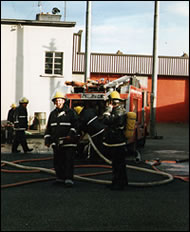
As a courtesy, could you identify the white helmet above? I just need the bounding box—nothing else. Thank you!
[19,97,29,104]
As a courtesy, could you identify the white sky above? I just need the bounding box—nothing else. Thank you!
[1,1,189,56]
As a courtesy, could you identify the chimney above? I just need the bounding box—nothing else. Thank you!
[36,12,62,22]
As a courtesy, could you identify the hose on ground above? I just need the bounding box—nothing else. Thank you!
[1,134,174,187]
[86,133,174,186]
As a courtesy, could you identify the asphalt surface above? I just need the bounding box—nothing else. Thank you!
[1,123,189,231]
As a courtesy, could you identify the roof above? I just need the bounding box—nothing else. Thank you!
[72,32,189,77]
[1,18,76,28]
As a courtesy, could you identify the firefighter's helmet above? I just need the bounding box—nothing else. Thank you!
[110,91,122,101]
[19,97,29,104]
[11,103,16,108]
[52,91,66,102]
[74,106,84,115]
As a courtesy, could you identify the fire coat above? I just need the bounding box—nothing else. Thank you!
[44,105,79,148]
[13,105,28,131]
[78,107,105,138]
[103,105,127,147]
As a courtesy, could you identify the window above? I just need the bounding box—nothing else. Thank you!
[45,52,63,75]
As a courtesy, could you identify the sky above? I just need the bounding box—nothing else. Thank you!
[1,1,189,56]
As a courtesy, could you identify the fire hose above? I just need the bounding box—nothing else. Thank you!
[1,133,174,188]
[86,134,174,186]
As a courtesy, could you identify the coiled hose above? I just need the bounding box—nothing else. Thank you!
[86,134,174,186]
[1,134,174,187]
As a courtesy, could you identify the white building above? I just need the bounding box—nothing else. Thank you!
[1,13,77,123]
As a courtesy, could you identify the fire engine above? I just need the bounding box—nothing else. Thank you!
[65,75,149,155]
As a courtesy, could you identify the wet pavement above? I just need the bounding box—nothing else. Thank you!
[1,123,189,231]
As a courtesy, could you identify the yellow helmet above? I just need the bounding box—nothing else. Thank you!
[11,103,16,108]
[110,91,121,100]
[19,97,29,104]
[52,91,66,102]
[74,106,84,115]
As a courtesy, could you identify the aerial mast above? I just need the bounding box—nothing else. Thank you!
[64,1,67,21]
[38,1,42,13]
[84,1,91,82]
[150,1,160,138]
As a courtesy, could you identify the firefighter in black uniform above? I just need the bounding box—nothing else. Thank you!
[12,97,33,153]
[74,102,105,160]
[7,103,16,123]
[44,92,79,187]
[7,103,16,144]
[103,91,128,190]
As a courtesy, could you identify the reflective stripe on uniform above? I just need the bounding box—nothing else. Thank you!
[70,128,77,133]
[87,116,98,125]
[57,111,65,117]
[60,122,71,126]
[118,126,125,130]
[62,144,77,147]
[103,112,110,116]
[91,128,105,138]
[103,142,126,147]
[14,128,26,131]
[44,134,51,138]
[51,123,57,126]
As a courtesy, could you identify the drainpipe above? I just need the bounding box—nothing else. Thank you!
[150,1,159,138]
[84,1,91,82]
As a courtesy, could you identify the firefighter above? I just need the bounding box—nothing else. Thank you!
[74,102,105,160]
[7,103,16,123]
[6,103,16,144]
[102,91,128,190]
[12,97,33,153]
[44,91,79,187]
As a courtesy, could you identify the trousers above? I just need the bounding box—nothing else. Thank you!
[53,146,76,181]
[106,146,128,187]
[12,130,29,152]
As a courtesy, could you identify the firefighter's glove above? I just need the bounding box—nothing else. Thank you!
[103,104,113,116]
[44,135,51,147]
[64,136,72,141]
[45,141,50,147]
[65,135,79,143]
[107,104,113,112]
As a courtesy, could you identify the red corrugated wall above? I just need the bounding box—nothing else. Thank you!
[147,77,189,123]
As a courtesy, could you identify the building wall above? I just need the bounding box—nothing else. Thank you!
[91,73,189,123]
[1,23,75,121]
[147,77,189,123]
[1,25,17,120]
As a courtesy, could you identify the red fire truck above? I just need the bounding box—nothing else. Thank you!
[65,75,149,154]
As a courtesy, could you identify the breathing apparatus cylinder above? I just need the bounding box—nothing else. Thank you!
[125,112,136,138]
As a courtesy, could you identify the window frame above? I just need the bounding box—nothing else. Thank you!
[44,51,64,77]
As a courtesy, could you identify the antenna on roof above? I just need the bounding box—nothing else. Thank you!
[38,1,42,13]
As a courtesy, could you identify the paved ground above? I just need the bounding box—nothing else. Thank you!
[1,123,189,231]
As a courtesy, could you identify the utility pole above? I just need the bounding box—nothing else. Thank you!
[84,1,91,82]
[64,1,66,21]
[150,1,159,138]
